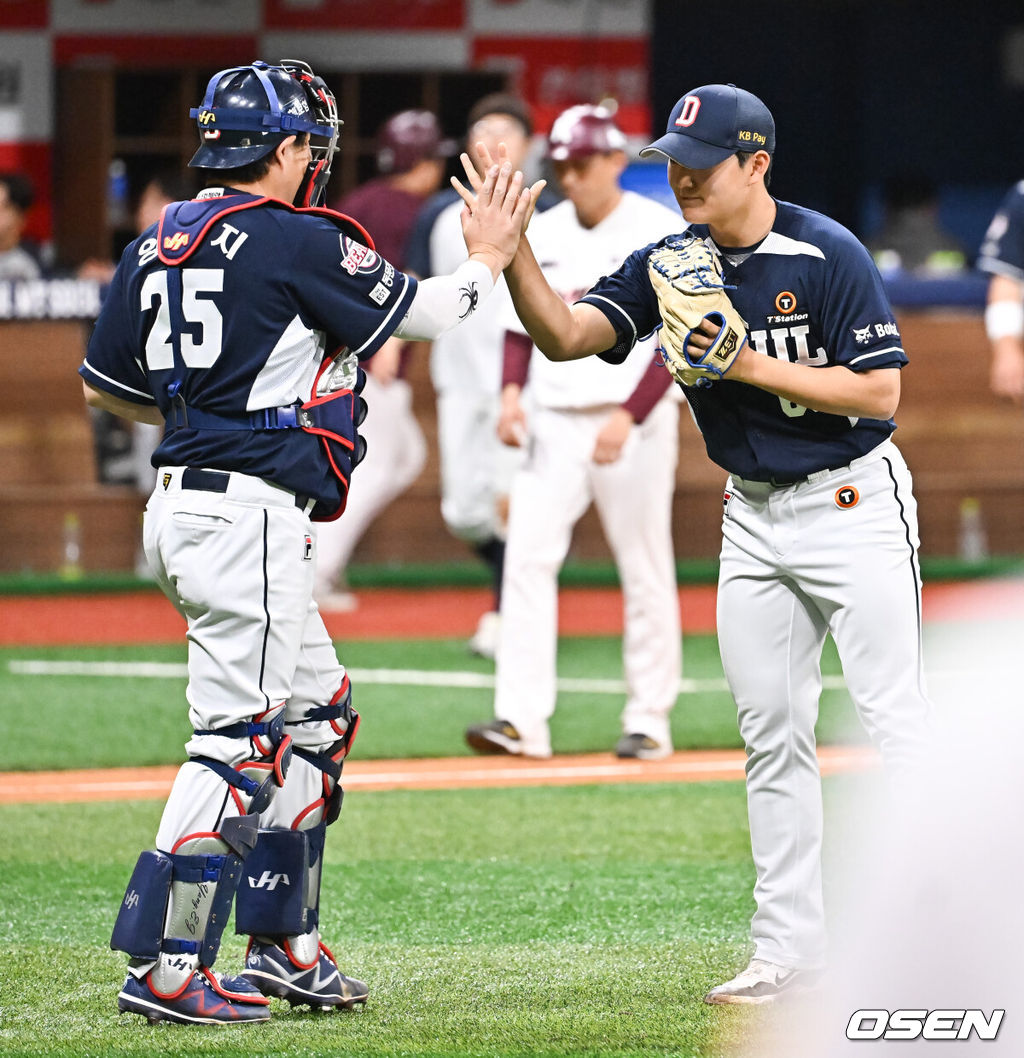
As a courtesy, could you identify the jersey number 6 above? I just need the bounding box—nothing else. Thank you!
[141,267,225,370]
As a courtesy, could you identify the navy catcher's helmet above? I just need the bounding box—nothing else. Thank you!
[546,104,627,161]
[375,110,455,175]
[189,60,340,207]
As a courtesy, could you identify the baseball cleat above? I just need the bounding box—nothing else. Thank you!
[117,966,271,1024]
[464,719,552,758]
[704,959,820,1005]
[243,939,368,1010]
[615,733,672,761]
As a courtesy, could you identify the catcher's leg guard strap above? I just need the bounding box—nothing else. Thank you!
[190,710,293,816]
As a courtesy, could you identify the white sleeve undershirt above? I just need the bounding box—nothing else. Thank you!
[393,258,495,341]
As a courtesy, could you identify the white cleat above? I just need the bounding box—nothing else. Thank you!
[704,959,821,1005]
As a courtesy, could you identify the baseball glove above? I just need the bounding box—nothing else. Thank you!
[647,232,748,388]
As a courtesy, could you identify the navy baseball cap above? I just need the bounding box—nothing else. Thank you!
[640,84,775,169]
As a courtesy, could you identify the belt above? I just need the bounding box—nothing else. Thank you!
[181,467,313,513]
[741,441,897,490]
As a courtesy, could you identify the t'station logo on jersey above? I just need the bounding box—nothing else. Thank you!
[775,291,797,314]
[835,485,860,509]
[339,235,380,276]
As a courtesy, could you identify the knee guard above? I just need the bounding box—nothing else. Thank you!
[111,814,258,980]
[192,707,293,816]
[297,678,361,754]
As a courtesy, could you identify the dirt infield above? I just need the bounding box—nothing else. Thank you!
[0,745,877,804]
[0,585,717,645]
[1,578,1020,647]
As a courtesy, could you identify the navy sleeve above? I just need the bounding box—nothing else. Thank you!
[977,182,1024,281]
[578,241,664,364]
[292,218,418,360]
[823,233,908,373]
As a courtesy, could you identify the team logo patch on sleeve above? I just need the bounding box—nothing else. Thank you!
[834,485,859,509]
[339,235,380,276]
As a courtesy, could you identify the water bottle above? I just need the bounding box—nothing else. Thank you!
[108,158,129,228]
[957,497,989,563]
[60,512,83,580]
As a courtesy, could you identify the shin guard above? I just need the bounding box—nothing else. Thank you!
[111,814,258,996]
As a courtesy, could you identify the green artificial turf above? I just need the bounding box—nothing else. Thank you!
[0,783,773,1057]
[0,635,863,771]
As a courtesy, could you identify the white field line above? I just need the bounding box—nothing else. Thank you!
[7,658,756,695]
[4,658,977,694]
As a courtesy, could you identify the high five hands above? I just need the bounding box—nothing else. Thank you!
[452,142,547,274]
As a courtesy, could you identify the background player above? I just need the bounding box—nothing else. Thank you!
[407,93,555,658]
[80,59,533,1026]
[977,179,1024,403]
[314,110,455,608]
[463,105,682,760]
[461,83,932,1004]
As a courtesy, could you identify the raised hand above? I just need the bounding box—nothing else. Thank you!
[452,156,531,276]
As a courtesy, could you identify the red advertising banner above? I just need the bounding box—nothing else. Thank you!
[0,1,49,30]
[472,36,651,135]
[54,34,259,66]
[264,0,464,30]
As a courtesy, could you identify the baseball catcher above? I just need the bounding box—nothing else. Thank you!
[647,232,748,387]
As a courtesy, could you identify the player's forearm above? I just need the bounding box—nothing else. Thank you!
[729,348,900,420]
[82,380,164,425]
[395,259,495,341]
[504,236,593,362]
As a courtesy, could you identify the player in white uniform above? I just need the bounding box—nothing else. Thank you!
[80,60,534,1026]
[413,95,553,656]
[977,180,1024,403]
[463,106,683,760]
[461,83,932,1004]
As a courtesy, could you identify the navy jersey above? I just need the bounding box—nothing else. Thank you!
[581,199,906,481]
[977,180,1024,281]
[81,189,417,509]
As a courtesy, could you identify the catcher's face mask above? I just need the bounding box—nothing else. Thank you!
[281,59,341,208]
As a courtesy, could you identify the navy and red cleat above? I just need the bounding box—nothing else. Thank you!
[117,966,271,1024]
[243,938,368,1010]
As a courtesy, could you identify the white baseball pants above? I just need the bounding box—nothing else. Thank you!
[493,399,682,755]
[314,375,427,598]
[143,467,350,849]
[716,438,932,969]
[436,389,523,544]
